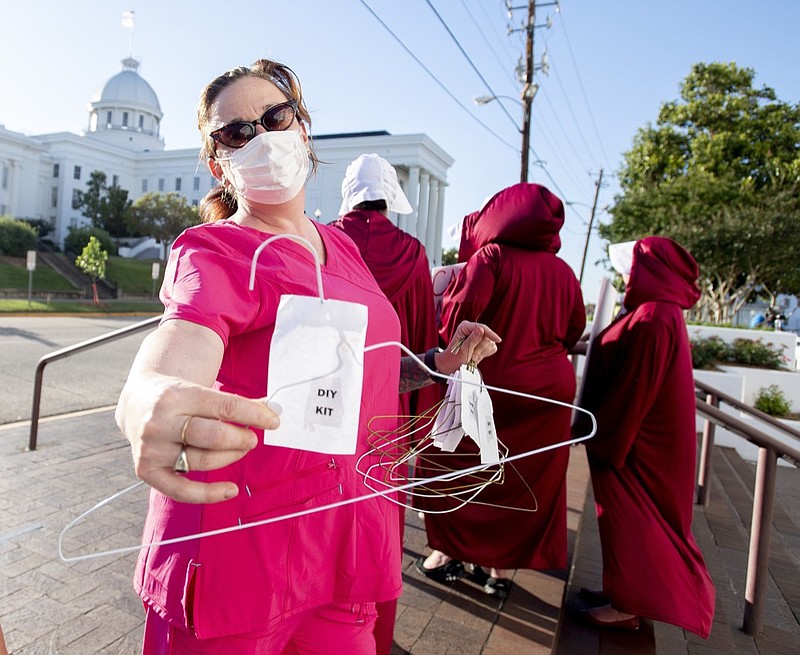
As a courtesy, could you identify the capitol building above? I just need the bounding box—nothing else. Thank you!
[0,56,452,265]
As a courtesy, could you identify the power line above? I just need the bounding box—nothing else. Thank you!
[531,108,592,191]
[358,0,567,199]
[457,0,520,89]
[528,152,569,199]
[534,24,600,175]
[423,0,519,132]
[536,85,594,182]
[556,5,612,167]
[357,0,520,154]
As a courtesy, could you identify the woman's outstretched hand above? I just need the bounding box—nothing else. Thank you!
[116,321,280,505]
[116,375,280,504]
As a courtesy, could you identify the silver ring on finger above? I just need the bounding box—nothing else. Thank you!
[173,446,190,474]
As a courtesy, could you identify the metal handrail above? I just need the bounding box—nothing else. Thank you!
[27,315,162,451]
[694,378,800,635]
[695,378,800,441]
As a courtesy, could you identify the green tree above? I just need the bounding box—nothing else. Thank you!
[19,217,53,239]
[64,226,117,257]
[127,192,198,263]
[441,247,458,265]
[105,184,134,237]
[75,235,108,304]
[602,62,800,323]
[76,170,132,237]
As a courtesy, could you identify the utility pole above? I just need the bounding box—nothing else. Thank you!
[578,167,604,285]
[519,0,535,183]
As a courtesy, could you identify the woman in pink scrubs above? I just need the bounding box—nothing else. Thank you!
[114,58,500,655]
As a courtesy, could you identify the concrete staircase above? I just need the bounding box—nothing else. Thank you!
[37,249,118,299]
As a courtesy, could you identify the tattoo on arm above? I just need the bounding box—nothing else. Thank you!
[399,356,434,393]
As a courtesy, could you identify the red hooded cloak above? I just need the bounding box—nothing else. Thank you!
[579,236,715,637]
[420,183,585,569]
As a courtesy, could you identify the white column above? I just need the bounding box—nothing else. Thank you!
[403,166,420,235]
[425,178,440,266]
[3,159,16,215]
[415,171,430,245]
[433,182,447,267]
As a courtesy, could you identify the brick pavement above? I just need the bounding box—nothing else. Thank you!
[6,408,796,654]
[0,410,592,654]
[556,446,800,655]
[0,410,145,654]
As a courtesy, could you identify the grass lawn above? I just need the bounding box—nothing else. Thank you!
[107,256,165,297]
[1,255,165,313]
[0,256,77,291]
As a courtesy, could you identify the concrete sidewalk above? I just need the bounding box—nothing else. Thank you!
[0,409,592,654]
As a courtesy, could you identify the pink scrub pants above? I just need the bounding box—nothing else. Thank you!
[142,601,378,655]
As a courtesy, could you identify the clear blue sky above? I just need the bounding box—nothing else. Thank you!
[1,0,797,303]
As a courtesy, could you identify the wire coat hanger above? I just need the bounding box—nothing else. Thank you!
[59,234,597,561]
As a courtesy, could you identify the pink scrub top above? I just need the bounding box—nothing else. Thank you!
[136,220,403,639]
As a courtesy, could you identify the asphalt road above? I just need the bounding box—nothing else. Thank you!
[0,315,158,425]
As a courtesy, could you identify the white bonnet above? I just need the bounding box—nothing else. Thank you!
[339,153,413,215]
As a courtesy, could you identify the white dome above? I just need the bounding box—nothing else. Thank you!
[85,56,165,151]
[90,57,161,114]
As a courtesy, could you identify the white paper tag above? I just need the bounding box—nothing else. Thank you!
[433,372,466,452]
[265,295,368,454]
[431,376,464,452]
[459,366,500,464]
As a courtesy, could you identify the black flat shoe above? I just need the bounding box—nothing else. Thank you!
[415,556,464,584]
[467,564,490,586]
[483,576,512,599]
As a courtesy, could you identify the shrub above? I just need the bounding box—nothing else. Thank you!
[20,217,53,238]
[441,247,458,265]
[729,338,785,369]
[691,336,787,370]
[0,216,38,256]
[753,385,792,417]
[690,336,729,370]
[63,226,117,257]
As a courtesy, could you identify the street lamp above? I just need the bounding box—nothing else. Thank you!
[474,86,538,182]
[474,94,523,110]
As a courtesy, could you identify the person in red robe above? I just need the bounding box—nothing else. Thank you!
[332,153,441,655]
[576,236,716,636]
[416,182,586,597]
[332,153,440,419]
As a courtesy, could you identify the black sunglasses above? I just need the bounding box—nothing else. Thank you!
[210,100,298,149]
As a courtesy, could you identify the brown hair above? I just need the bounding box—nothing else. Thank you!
[197,59,318,222]
[353,199,388,212]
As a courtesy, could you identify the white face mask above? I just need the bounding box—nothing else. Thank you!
[218,130,310,204]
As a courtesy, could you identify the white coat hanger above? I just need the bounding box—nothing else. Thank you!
[58,235,596,561]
